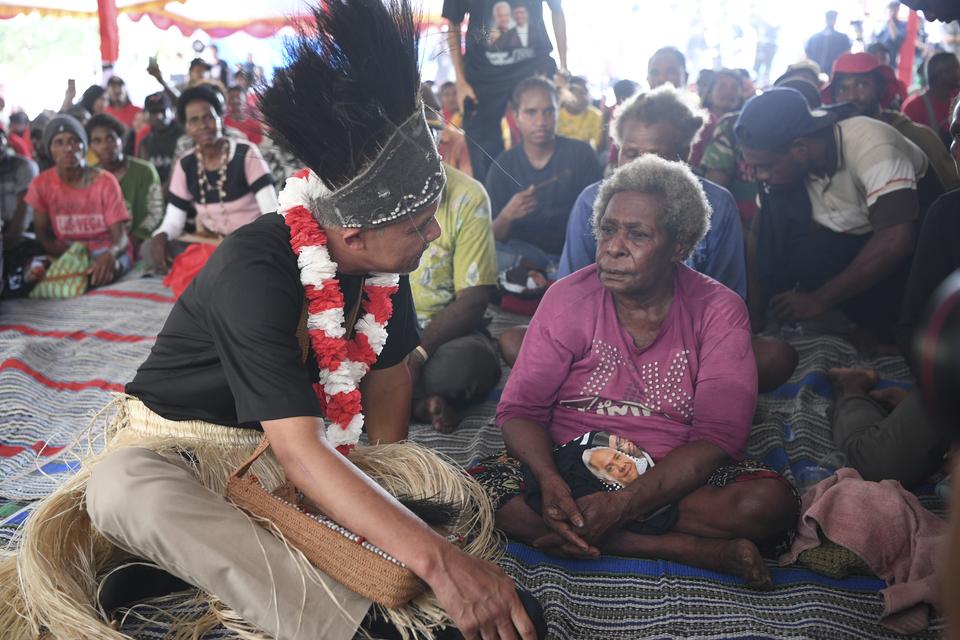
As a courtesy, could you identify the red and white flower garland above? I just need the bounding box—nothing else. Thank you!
[278,168,399,454]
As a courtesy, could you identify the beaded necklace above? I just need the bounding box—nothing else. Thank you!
[196,139,228,230]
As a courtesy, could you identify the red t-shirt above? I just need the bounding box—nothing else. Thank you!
[7,133,30,158]
[224,116,263,145]
[134,124,151,156]
[902,89,959,136]
[24,168,130,253]
[106,103,143,130]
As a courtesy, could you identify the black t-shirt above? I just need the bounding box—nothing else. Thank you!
[442,0,561,93]
[138,121,185,186]
[485,136,602,255]
[167,141,274,214]
[126,214,420,427]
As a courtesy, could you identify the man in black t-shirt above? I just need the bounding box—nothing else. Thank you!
[137,91,185,189]
[485,76,602,276]
[443,0,568,183]
[0,3,540,640]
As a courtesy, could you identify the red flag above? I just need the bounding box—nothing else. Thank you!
[897,10,919,90]
[98,0,119,65]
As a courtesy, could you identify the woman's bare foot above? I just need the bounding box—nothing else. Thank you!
[827,367,879,396]
[413,395,461,434]
[602,532,774,590]
[718,538,774,591]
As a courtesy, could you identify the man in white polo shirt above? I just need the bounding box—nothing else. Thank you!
[737,87,943,342]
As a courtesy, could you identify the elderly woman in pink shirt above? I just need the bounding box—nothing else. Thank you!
[472,156,798,589]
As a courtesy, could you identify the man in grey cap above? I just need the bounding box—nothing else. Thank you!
[738,87,942,342]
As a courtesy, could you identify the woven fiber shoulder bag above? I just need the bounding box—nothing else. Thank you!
[226,437,428,608]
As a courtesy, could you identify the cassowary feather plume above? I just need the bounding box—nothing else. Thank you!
[258,0,421,190]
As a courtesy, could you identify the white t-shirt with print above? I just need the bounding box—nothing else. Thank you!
[806,116,928,236]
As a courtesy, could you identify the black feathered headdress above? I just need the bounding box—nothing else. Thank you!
[259,0,445,227]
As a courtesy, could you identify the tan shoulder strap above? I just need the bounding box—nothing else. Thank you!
[229,435,271,481]
[296,299,310,364]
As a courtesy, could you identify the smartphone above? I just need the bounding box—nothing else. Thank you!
[149,55,157,67]
[67,79,76,92]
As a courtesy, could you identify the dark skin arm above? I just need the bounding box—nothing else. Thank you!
[89,221,129,287]
[771,190,916,321]
[445,21,477,113]
[33,209,70,257]
[491,187,537,242]
[7,192,29,237]
[502,417,596,557]
[407,285,493,378]
[745,207,767,331]
[549,6,568,72]
[359,361,413,444]
[533,441,729,553]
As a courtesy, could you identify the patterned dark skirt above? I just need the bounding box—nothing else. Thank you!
[468,451,801,555]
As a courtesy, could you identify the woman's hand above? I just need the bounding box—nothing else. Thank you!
[151,232,170,274]
[89,252,119,287]
[570,491,631,545]
[425,545,537,640]
[533,475,598,558]
[532,489,629,557]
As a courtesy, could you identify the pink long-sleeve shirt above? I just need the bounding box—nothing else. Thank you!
[497,264,757,461]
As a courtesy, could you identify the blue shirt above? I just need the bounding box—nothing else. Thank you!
[556,177,747,299]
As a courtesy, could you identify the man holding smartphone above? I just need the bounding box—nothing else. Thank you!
[443,0,568,183]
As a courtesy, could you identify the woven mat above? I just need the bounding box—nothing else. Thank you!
[0,275,946,638]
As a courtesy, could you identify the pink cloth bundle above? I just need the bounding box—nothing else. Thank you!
[780,467,947,634]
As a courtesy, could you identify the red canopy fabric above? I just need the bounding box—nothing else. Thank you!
[98,0,119,64]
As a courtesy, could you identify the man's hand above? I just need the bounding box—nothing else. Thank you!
[534,475,598,558]
[426,547,537,640]
[151,232,170,274]
[770,290,827,322]
[501,187,537,222]
[89,251,119,287]
[147,59,163,81]
[457,78,478,114]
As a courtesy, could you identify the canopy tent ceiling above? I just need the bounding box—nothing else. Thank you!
[0,0,445,37]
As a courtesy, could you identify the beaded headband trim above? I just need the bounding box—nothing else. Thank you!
[312,106,446,228]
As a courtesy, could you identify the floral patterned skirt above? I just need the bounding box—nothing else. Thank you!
[468,452,801,555]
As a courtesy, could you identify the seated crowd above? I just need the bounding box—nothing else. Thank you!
[2,2,960,626]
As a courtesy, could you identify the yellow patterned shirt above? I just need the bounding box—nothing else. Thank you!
[411,166,497,325]
[557,105,603,150]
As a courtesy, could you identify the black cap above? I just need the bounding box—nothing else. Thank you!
[144,91,171,113]
[735,87,837,151]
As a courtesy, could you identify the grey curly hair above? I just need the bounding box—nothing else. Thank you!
[612,85,706,151]
[592,155,711,260]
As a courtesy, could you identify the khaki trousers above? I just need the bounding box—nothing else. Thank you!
[86,446,372,640]
[832,387,950,486]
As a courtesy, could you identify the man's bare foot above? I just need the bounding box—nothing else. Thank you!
[827,367,879,396]
[414,396,461,434]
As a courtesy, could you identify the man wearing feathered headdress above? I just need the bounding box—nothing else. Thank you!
[0,2,541,639]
